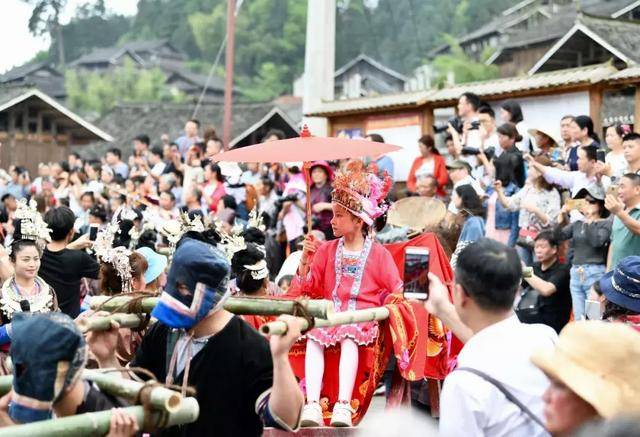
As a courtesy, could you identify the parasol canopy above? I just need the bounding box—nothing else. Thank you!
[211,125,401,163]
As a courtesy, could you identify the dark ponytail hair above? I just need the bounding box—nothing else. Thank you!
[231,244,267,295]
[9,239,40,262]
[574,115,600,144]
[501,100,524,124]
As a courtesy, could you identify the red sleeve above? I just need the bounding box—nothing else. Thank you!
[406,157,421,192]
[374,245,403,304]
[434,155,449,188]
[286,241,330,299]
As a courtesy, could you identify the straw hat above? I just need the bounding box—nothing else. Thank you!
[531,321,640,418]
[387,197,447,232]
[528,128,560,148]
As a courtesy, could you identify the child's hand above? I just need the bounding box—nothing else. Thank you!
[301,234,321,264]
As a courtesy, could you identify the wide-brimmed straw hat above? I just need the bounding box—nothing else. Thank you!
[528,127,560,147]
[531,320,640,418]
[387,197,446,232]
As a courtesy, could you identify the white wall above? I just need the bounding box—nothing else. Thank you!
[367,124,422,182]
[491,91,590,141]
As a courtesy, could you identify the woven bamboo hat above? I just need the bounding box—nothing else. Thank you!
[531,321,640,418]
[387,197,446,232]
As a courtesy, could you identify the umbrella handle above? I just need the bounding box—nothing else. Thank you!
[304,161,312,234]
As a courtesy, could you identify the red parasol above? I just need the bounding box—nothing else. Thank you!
[212,125,401,231]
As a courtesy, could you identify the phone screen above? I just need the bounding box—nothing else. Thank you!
[596,149,606,162]
[403,247,429,300]
[89,225,99,241]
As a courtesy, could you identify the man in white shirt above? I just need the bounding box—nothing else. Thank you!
[425,239,557,437]
[446,160,485,215]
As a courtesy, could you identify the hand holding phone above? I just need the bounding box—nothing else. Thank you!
[403,247,430,300]
[89,224,99,241]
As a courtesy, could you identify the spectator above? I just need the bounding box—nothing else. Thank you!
[478,105,499,154]
[68,152,82,172]
[39,206,99,317]
[241,163,262,185]
[308,161,334,240]
[605,173,640,269]
[416,175,438,199]
[494,155,561,265]
[4,166,29,200]
[202,163,226,214]
[184,186,204,215]
[605,124,631,180]
[444,135,459,165]
[566,115,601,171]
[105,147,129,179]
[527,145,609,198]
[445,160,485,216]
[74,191,95,233]
[559,115,574,161]
[521,231,571,333]
[528,127,562,163]
[1,194,16,220]
[146,146,167,178]
[557,184,612,320]
[598,255,640,328]
[262,128,286,143]
[531,321,640,436]
[365,133,394,177]
[406,134,448,197]
[426,239,556,437]
[500,100,536,154]
[450,184,485,268]
[158,190,179,220]
[257,176,279,226]
[456,92,482,150]
[175,119,202,158]
[622,132,640,175]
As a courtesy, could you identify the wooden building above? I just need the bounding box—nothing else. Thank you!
[307,63,640,181]
[0,87,113,173]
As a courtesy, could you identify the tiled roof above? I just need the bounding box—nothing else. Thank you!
[308,63,617,116]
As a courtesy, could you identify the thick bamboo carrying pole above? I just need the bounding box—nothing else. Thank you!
[260,306,390,336]
[2,397,199,437]
[0,370,182,414]
[76,313,147,333]
[87,296,334,319]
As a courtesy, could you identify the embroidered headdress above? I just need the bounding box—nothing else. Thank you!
[93,222,133,292]
[331,160,392,225]
[13,199,51,248]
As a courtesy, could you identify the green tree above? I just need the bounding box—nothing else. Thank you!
[65,59,184,116]
[431,37,499,86]
[22,0,68,66]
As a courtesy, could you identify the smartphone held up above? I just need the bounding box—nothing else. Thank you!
[403,247,430,300]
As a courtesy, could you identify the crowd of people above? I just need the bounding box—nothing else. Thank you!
[0,92,636,436]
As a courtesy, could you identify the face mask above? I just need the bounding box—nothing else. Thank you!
[151,238,230,329]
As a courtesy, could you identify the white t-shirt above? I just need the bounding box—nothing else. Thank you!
[439,316,557,437]
[414,160,435,180]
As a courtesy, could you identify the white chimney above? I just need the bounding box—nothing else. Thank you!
[302,0,336,136]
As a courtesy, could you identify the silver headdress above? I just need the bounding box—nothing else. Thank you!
[243,259,268,280]
[159,213,206,256]
[13,199,51,249]
[247,207,265,232]
[128,221,155,250]
[93,222,133,292]
[213,218,246,261]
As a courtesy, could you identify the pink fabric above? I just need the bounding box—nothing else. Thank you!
[485,192,510,245]
[288,239,403,347]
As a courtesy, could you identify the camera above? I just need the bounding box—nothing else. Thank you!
[434,117,463,134]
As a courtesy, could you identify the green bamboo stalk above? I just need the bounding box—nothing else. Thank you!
[88,295,334,318]
[76,313,147,333]
[0,371,182,414]
[260,306,390,336]
[2,397,199,436]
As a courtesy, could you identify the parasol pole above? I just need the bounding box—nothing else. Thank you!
[300,125,314,234]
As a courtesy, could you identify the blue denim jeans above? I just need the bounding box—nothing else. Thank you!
[516,245,534,266]
[570,264,606,320]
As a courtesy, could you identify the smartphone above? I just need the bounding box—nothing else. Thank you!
[566,198,587,211]
[89,224,99,241]
[596,149,606,162]
[607,184,619,196]
[403,247,430,300]
[585,299,603,320]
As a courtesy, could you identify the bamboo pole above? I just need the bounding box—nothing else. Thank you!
[76,313,147,333]
[88,296,334,319]
[2,397,199,436]
[0,370,182,414]
[260,306,390,336]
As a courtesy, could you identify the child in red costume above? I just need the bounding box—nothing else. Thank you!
[289,161,400,427]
